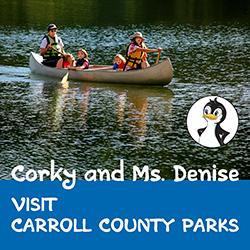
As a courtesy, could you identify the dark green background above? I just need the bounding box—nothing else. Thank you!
[0,0,249,27]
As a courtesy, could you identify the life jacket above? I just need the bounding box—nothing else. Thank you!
[43,35,61,59]
[113,61,125,71]
[125,42,147,69]
[118,61,125,70]
[76,58,89,69]
[63,61,70,68]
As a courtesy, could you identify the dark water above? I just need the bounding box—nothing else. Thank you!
[0,1,249,179]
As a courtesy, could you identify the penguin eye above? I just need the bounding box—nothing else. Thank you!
[204,106,211,115]
[213,108,222,117]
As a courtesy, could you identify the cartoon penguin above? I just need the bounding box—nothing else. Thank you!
[198,98,229,147]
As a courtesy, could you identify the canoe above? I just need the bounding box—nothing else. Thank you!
[29,52,173,85]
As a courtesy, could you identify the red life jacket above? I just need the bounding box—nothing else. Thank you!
[118,61,125,70]
[63,61,70,68]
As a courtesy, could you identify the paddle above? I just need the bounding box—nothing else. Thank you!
[60,72,69,89]
[61,72,69,84]
[51,46,65,56]
[155,50,161,64]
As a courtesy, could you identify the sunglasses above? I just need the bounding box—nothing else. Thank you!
[49,29,57,32]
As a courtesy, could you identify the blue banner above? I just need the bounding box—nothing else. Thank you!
[0,181,249,249]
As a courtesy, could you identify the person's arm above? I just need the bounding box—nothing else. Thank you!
[40,44,53,56]
[58,37,65,54]
[135,47,162,53]
[40,38,50,56]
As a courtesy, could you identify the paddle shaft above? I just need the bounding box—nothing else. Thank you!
[50,46,65,56]
[155,50,161,64]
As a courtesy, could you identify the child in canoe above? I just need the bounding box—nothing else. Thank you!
[72,48,90,70]
[113,54,126,71]
[124,32,162,70]
[56,53,75,68]
[57,49,90,70]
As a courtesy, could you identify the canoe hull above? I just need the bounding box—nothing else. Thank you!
[29,52,173,85]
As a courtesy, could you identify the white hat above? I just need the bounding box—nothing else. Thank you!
[130,32,145,41]
[47,23,57,31]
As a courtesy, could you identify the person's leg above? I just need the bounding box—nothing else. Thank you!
[56,58,64,68]
[141,60,150,69]
[42,57,60,67]
[136,63,142,70]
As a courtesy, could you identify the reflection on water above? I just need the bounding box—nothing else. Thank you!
[0,69,176,178]
[42,79,174,142]
[0,62,249,179]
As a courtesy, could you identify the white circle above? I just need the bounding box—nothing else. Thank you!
[187,96,238,148]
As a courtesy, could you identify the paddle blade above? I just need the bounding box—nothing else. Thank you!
[61,72,69,84]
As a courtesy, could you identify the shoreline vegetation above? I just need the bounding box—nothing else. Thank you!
[0,0,249,27]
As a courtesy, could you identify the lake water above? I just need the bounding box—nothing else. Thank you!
[0,0,249,179]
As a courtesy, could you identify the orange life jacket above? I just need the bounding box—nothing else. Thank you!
[125,42,147,69]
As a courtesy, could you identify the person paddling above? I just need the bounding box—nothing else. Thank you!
[124,32,162,71]
[40,24,65,67]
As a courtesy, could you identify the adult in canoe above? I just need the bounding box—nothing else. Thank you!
[40,24,65,67]
[124,32,162,71]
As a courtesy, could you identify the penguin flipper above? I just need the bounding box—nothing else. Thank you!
[198,127,206,137]
[216,125,230,146]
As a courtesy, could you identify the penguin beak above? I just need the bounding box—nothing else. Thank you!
[203,114,218,120]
